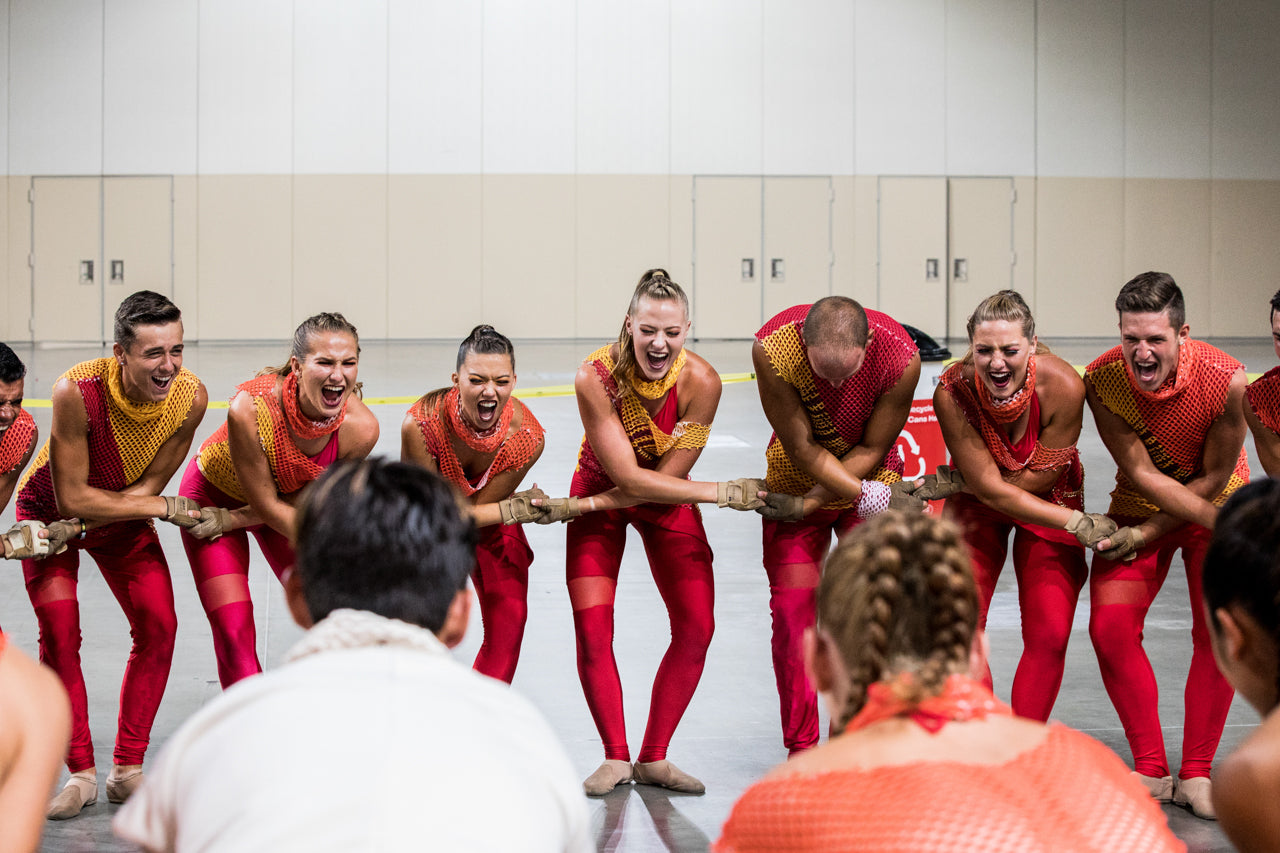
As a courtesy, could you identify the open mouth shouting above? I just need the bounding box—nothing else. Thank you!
[319,384,346,409]
[475,398,500,426]
[644,349,671,378]
[986,368,1014,396]
[151,373,175,396]
[1132,357,1160,387]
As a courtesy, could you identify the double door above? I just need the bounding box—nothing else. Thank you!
[31,176,174,343]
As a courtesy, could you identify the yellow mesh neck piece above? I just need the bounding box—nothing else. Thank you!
[632,349,686,400]
[588,346,709,460]
[104,358,167,423]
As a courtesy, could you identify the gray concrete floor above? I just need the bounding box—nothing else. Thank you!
[2,333,1273,852]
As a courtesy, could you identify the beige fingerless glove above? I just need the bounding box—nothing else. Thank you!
[1064,510,1119,548]
[162,495,202,529]
[535,496,582,524]
[499,487,550,525]
[717,478,767,511]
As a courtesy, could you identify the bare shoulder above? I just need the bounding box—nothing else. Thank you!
[1037,354,1085,403]
[1218,715,1280,801]
[342,397,381,444]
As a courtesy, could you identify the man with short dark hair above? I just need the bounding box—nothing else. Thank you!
[1243,288,1280,476]
[114,458,590,852]
[1085,271,1249,819]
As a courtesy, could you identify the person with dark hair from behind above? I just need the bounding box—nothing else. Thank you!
[715,512,1183,853]
[1201,478,1280,851]
[1243,289,1280,476]
[0,343,43,573]
[113,458,590,853]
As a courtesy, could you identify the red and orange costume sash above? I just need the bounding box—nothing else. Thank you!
[754,306,916,508]
[408,388,544,497]
[0,408,37,475]
[1247,365,1280,437]
[18,358,200,522]
[1086,340,1249,521]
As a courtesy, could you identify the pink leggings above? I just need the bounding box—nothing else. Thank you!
[21,520,176,772]
[762,507,861,753]
[1089,520,1231,779]
[566,500,715,764]
[946,495,1087,721]
[471,524,533,683]
[180,459,295,689]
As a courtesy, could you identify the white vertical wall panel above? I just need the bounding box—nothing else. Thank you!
[763,0,854,175]
[945,0,1035,176]
[1212,1,1280,180]
[670,0,763,175]
[198,0,293,175]
[0,1,10,170]
[103,0,198,175]
[483,0,576,174]
[854,0,945,176]
[1036,1,1124,177]
[294,1,387,174]
[9,0,103,175]
[1124,0,1211,179]
[577,1,670,174]
[388,0,483,174]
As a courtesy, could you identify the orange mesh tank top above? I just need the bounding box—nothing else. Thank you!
[574,344,710,496]
[1247,366,1280,437]
[0,408,37,475]
[939,361,1083,510]
[755,306,917,506]
[18,359,200,522]
[408,391,544,498]
[1086,340,1248,520]
[196,374,341,503]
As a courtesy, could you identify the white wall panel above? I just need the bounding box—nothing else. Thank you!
[388,0,483,173]
[945,0,1035,176]
[763,0,854,175]
[854,0,945,176]
[0,1,11,171]
[483,0,576,173]
[9,0,103,175]
[104,0,198,175]
[1124,0,1211,179]
[577,1,670,174]
[198,0,293,174]
[294,0,387,174]
[671,0,763,175]
[1037,1,1124,177]
[1212,1,1280,180]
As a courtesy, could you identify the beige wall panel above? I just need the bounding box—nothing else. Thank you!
[292,176,388,337]
[32,177,102,343]
[1123,179,1211,331]
[102,176,173,341]
[0,178,10,339]
[482,176,575,338]
[666,176,694,290]
[5,179,30,342]
[1011,177,1036,305]
[763,177,832,319]
[1034,178,1124,338]
[878,177,947,339]
[387,174,482,340]
[173,175,199,338]
[831,175,856,299]
[850,176,879,306]
[197,175,293,340]
[1210,180,1280,337]
[575,176,671,341]
[692,177,761,338]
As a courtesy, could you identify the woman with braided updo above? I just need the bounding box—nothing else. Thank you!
[178,313,379,689]
[401,325,545,683]
[716,511,1182,853]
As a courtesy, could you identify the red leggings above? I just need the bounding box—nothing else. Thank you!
[471,524,533,683]
[20,520,176,772]
[762,507,861,753]
[566,501,715,763]
[946,495,1087,721]
[1089,521,1231,779]
[180,459,295,689]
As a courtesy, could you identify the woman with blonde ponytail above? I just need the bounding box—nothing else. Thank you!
[716,512,1182,853]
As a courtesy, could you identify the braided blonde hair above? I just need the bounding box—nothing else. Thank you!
[818,512,978,731]
[611,269,689,398]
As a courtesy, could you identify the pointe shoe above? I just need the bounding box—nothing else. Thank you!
[632,759,706,795]
[583,759,633,797]
[1131,772,1173,803]
[106,766,145,804]
[47,770,98,820]
[1174,776,1216,820]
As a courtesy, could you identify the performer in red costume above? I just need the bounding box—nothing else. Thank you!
[930,290,1115,721]
[17,291,209,819]
[0,343,43,570]
[751,297,919,754]
[1243,289,1280,476]
[1086,271,1249,819]
[553,269,763,797]
[401,325,545,683]
[179,313,379,689]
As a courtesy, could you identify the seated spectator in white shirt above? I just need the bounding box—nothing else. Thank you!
[114,457,591,853]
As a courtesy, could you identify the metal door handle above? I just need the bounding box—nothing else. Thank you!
[770,258,785,281]
[110,260,124,283]
[925,258,939,281]
[953,258,968,282]
[741,258,755,281]
[80,260,94,285]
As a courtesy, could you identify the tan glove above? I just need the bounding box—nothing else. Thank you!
[1063,510,1119,548]
[888,480,926,512]
[190,507,235,541]
[43,520,81,556]
[756,492,806,522]
[902,465,966,502]
[3,520,50,560]
[498,487,550,525]
[534,496,582,525]
[1096,526,1145,562]
[161,495,202,529]
[717,478,767,511]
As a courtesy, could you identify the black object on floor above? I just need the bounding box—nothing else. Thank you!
[902,324,952,362]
